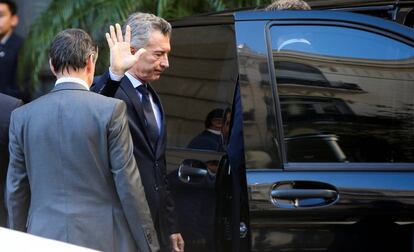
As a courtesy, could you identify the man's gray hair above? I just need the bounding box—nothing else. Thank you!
[265,0,311,11]
[49,28,97,74]
[123,12,172,49]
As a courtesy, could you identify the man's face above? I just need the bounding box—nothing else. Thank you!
[210,118,224,131]
[130,30,170,82]
[0,3,18,39]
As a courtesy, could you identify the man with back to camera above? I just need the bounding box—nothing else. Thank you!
[6,28,159,252]
[0,92,22,227]
[92,13,184,252]
[0,0,25,100]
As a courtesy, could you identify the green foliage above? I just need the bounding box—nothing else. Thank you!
[19,0,141,89]
[19,0,272,91]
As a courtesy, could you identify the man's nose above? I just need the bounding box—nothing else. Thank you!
[160,54,169,69]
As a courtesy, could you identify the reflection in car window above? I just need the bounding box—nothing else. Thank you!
[153,25,237,151]
[272,25,414,60]
[153,24,237,252]
[271,25,414,163]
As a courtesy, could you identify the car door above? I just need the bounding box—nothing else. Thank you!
[234,11,414,251]
[152,18,238,252]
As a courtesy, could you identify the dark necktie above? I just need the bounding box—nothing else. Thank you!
[136,85,159,146]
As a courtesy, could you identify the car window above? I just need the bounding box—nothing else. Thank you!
[153,24,237,152]
[270,25,414,163]
[151,24,237,251]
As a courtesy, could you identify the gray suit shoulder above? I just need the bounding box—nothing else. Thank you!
[0,93,23,113]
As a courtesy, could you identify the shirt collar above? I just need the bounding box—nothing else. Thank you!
[0,30,13,45]
[55,77,89,90]
[207,129,222,135]
[125,72,145,88]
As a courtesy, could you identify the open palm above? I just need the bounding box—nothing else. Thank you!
[106,23,145,76]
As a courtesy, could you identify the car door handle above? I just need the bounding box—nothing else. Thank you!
[271,189,338,200]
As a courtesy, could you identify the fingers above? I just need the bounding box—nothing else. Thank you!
[125,25,131,43]
[108,23,124,44]
[171,234,184,252]
[105,33,114,48]
[172,241,180,252]
[178,235,184,251]
[115,23,123,42]
[178,240,184,251]
[133,48,146,60]
[170,234,182,252]
[109,25,117,43]
[106,23,129,49]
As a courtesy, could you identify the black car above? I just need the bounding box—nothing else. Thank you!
[153,1,414,251]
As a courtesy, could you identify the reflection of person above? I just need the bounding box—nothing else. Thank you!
[0,0,24,99]
[91,13,184,252]
[187,108,226,152]
[0,92,22,227]
[6,28,159,252]
[265,0,313,53]
[265,0,311,11]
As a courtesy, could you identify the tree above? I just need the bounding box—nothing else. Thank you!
[18,0,271,92]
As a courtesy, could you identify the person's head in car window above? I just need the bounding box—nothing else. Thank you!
[187,108,226,152]
[265,0,311,11]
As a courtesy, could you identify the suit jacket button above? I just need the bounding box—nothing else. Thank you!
[146,233,152,244]
[154,185,159,191]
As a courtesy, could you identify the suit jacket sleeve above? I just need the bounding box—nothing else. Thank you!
[108,101,160,252]
[6,110,30,231]
[90,70,120,97]
[165,169,179,235]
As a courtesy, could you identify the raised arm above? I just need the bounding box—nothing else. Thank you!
[91,24,145,97]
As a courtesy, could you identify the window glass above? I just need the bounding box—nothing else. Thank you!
[152,25,237,251]
[271,25,414,163]
[153,25,237,152]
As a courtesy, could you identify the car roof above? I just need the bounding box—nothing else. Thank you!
[171,9,414,43]
[189,0,413,17]
[306,0,401,9]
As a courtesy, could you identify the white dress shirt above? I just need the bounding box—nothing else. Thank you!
[55,77,89,90]
[124,72,162,133]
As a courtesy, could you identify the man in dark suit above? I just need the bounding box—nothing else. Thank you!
[6,28,159,252]
[0,1,25,100]
[0,92,22,227]
[92,13,184,252]
[188,108,226,152]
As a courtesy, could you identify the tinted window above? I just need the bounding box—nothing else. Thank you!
[152,24,237,251]
[153,25,237,151]
[271,25,414,163]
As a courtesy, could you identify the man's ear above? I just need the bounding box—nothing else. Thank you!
[49,59,57,77]
[11,15,19,28]
[86,54,95,73]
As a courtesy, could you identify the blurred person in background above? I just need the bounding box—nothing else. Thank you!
[0,0,27,101]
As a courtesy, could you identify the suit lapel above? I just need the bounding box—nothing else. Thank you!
[120,78,158,154]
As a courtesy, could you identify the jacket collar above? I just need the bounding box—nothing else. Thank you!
[51,82,89,93]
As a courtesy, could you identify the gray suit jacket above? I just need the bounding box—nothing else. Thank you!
[6,82,160,252]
